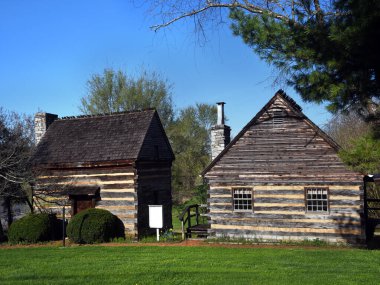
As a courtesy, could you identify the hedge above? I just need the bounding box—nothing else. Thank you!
[66,208,125,244]
[8,213,60,244]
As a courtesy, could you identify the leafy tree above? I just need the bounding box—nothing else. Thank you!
[325,112,379,174]
[0,109,34,226]
[168,103,217,203]
[79,69,217,203]
[80,68,174,127]
[339,134,380,174]
[325,112,370,150]
[149,0,380,123]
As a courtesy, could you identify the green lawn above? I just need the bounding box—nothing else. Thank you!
[171,206,182,231]
[171,205,208,233]
[0,245,379,284]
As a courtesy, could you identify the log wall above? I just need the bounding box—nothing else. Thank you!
[34,161,173,238]
[205,96,364,244]
[208,184,363,243]
[136,161,172,236]
[34,165,138,236]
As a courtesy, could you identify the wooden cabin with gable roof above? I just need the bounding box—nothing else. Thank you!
[202,90,365,244]
[30,109,174,237]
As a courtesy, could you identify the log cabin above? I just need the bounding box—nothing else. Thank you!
[30,109,174,237]
[202,90,365,244]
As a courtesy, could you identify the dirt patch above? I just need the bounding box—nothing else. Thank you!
[0,240,64,249]
[85,239,354,250]
[0,239,359,250]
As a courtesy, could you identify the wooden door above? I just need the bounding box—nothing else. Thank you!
[71,196,95,215]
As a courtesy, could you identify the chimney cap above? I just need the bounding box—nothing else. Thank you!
[216,102,226,105]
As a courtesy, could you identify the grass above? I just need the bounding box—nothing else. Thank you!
[171,206,182,232]
[172,204,208,234]
[0,245,379,284]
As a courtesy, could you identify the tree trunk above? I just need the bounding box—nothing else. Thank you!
[5,197,13,227]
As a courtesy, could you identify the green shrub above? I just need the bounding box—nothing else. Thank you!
[66,208,125,244]
[8,213,59,244]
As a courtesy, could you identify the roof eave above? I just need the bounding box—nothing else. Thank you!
[32,159,136,170]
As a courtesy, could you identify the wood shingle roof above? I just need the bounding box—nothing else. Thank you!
[31,109,172,167]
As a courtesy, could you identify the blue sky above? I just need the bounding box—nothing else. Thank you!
[0,0,332,135]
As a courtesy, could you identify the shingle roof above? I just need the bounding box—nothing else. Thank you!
[31,109,158,167]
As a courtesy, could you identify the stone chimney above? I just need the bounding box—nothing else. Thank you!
[34,112,58,145]
[211,102,231,160]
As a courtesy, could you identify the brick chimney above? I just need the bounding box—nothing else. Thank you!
[211,102,231,160]
[34,112,58,145]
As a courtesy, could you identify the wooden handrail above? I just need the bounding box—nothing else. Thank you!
[179,204,206,240]
[179,204,198,221]
[367,199,380,202]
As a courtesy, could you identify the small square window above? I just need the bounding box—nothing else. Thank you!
[233,188,252,211]
[305,187,329,213]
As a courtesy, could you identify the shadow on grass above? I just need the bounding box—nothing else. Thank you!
[367,236,380,249]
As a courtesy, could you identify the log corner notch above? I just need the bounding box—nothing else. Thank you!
[31,109,174,238]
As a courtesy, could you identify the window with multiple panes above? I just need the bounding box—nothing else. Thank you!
[233,188,253,211]
[305,187,329,212]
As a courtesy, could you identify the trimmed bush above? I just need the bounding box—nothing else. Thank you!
[67,208,125,244]
[8,213,59,244]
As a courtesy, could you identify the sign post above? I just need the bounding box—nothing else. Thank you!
[62,206,66,247]
[148,205,163,241]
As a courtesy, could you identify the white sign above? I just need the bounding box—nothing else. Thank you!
[149,205,163,229]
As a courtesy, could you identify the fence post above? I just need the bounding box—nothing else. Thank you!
[188,208,191,228]
[181,220,185,240]
[196,205,199,226]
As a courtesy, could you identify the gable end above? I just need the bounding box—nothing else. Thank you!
[137,111,175,161]
[202,90,341,176]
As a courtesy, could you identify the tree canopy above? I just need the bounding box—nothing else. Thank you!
[79,69,217,203]
[0,109,34,224]
[150,0,380,123]
[339,134,380,174]
[168,104,217,202]
[79,68,174,127]
[325,112,370,150]
[325,112,379,174]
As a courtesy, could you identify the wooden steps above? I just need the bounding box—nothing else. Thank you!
[186,223,210,238]
[179,204,209,239]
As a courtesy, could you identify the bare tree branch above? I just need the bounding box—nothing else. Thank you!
[148,0,339,32]
[150,1,291,31]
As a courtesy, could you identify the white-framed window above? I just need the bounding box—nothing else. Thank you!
[233,188,253,211]
[305,187,329,212]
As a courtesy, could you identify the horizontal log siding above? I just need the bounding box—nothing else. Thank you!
[208,185,363,243]
[205,97,364,243]
[34,166,138,235]
[207,98,362,184]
